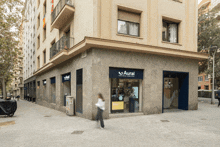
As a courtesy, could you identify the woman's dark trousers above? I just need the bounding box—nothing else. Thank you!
[218,99,220,107]
[96,107,104,128]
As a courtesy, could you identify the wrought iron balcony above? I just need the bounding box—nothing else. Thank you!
[51,0,75,29]
[50,36,74,59]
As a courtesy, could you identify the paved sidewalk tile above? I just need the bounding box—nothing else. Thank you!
[0,100,220,147]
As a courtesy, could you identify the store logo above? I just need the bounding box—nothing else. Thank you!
[64,75,70,80]
[118,71,135,77]
[44,81,46,84]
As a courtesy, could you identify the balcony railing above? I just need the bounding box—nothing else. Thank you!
[51,0,74,24]
[50,36,74,59]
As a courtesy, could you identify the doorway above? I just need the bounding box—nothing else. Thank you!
[162,71,189,113]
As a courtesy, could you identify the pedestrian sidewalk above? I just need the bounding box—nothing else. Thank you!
[198,97,219,104]
[0,100,220,147]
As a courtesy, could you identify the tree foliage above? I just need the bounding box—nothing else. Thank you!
[0,0,24,98]
[198,6,220,79]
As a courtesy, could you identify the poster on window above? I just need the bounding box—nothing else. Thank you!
[132,87,138,99]
[112,101,124,110]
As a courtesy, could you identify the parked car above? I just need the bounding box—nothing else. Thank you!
[0,99,17,117]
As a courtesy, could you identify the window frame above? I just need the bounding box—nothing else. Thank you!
[117,19,140,37]
[198,76,203,82]
[37,14,40,29]
[43,49,46,64]
[205,75,209,81]
[162,20,179,43]
[43,26,46,41]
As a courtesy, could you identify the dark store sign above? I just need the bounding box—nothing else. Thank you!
[109,68,143,79]
[62,73,71,83]
[51,77,56,84]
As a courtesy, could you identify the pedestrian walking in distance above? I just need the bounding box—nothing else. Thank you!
[95,93,105,129]
[215,91,220,107]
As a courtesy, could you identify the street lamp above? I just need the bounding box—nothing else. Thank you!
[209,46,220,104]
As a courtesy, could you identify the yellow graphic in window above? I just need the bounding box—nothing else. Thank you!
[112,101,124,110]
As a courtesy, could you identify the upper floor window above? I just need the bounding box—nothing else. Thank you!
[37,35,40,49]
[37,56,40,69]
[38,0,40,8]
[205,75,209,81]
[117,10,140,37]
[43,0,47,15]
[162,20,179,43]
[198,76,203,82]
[43,50,46,64]
[37,14,40,29]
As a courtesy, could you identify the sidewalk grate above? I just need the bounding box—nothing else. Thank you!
[44,115,51,117]
[201,118,207,120]
[161,120,169,122]
[71,130,84,134]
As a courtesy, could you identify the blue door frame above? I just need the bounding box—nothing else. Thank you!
[162,71,189,113]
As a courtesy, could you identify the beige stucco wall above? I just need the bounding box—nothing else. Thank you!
[36,0,198,71]
[93,0,198,52]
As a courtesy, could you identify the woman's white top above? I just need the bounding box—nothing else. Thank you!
[95,98,105,110]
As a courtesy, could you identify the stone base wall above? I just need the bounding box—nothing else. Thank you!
[35,48,198,120]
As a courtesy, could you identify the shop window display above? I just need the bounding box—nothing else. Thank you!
[111,78,139,113]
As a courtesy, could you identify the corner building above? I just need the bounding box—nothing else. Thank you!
[34,0,208,120]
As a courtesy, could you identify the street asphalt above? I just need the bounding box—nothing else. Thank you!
[0,99,220,147]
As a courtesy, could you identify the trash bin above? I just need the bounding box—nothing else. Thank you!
[66,96,74,116]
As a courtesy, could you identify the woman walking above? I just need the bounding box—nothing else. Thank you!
[95,93,105,129]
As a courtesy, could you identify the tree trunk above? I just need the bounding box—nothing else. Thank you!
[3,78,7,100]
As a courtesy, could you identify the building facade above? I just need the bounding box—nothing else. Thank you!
[198,73,212,90]
[23,0,37,101]
[10,25,24,99]
[31,0,208,120]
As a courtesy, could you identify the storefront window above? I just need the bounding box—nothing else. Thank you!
[111,78,139,113]
[50,77,56,103]
[61,73,71,106]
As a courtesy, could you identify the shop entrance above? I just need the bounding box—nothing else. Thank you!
[109,67,143,114]
[162,71,189,112]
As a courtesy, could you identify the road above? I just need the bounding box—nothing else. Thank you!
[0,100,220,147]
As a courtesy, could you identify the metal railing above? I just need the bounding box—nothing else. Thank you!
[51,0,74,24]
[50,36,74,59]
[198,90,219,98]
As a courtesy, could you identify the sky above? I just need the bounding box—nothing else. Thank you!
[198,0,202,4]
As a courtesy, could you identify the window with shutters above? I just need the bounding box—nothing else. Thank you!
[117,9,140,37]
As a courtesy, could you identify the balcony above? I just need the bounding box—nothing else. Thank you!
[51,0,75,29]
[50,36,74,60]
